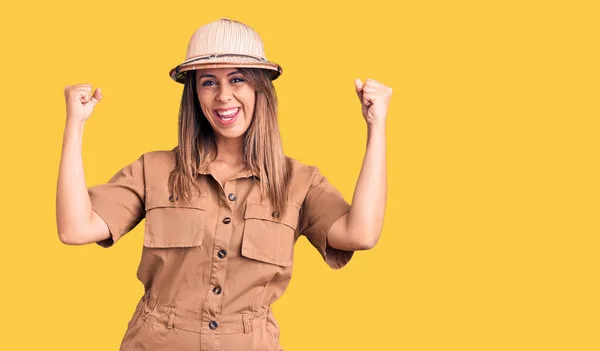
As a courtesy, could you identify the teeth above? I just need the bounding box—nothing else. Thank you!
[217,108,238,117]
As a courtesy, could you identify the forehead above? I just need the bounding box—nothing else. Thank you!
[196,68,241,79]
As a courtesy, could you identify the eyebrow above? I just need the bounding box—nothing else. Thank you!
[198,71,241,79]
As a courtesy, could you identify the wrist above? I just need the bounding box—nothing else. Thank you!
[367,122,386,134]
[65,117,86,128]
[64,118,86,136]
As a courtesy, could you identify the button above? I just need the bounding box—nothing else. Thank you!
[212,286,222,295]
[169,195,177,202]
[209,320,218,330]
[217,249,227,259]
[228,193,236,201]
[271,210,280,218]
[222,217,231,224]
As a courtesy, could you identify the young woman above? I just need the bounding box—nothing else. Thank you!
[56,18,392,351]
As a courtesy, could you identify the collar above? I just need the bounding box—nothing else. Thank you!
[197,161,259,180]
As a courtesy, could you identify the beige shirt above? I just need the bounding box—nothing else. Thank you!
[88,149,353,351]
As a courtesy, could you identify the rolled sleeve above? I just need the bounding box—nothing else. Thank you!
[298,168,353,269]
[88,155,146,248]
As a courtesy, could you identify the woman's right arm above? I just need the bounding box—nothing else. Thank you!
[56,84,109,245]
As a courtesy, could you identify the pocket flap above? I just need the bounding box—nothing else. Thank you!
[241,203,300,267]
[243,202,299,230]
[145,188,207,211]
[143,188,207,248]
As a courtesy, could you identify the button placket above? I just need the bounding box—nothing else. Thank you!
[204,181,236,326]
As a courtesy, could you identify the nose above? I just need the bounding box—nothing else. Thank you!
[216,83,232,102]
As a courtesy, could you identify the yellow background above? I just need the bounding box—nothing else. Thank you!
[1,0,599,350]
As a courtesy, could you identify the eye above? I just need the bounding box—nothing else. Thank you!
[200,80,215,86]
[231,77,245,83]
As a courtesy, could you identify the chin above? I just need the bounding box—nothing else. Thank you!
[215,128,247,141]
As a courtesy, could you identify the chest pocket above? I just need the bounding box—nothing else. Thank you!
[241,202,300,267]
[144,188,208,248]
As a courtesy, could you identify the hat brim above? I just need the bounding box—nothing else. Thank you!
[169,60,282,83]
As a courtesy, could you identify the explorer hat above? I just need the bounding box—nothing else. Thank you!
[169,18,282,83]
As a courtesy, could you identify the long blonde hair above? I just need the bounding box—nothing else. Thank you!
[168,68,290,213]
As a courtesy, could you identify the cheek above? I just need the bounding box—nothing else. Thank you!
[244,101,255,121]
[243,94,256,116]
[196,96,211,115]
[203,108,213,122]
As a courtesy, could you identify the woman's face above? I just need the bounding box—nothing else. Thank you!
[196,68,256,142]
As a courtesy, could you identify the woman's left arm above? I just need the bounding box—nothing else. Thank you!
[328,78,393,251]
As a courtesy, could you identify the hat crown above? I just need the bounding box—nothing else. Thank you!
[169,18,281,83]
[185,18,266,61]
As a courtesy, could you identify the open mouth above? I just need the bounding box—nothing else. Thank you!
[214,107,240,125]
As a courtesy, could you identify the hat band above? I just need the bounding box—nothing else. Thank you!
[175,53,269,73]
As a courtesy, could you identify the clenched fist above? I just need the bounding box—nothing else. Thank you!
[354,78,393,127]
[64,84,103,122]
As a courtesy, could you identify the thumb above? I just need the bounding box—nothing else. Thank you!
[354,78,364,100]
[90,87,103,106]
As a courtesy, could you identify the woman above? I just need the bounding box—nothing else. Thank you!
[56,18,392,351]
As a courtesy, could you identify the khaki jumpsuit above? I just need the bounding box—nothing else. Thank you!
[88,149,354,351]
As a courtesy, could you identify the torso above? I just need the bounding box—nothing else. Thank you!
[90,149,353,351]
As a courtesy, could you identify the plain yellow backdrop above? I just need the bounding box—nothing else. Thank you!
[1,0,599,350]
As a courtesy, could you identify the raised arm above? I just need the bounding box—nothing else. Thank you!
[327,78,392,251]
[56,84,110,245]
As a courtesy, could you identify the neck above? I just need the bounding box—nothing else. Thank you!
[214,136,245,165]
